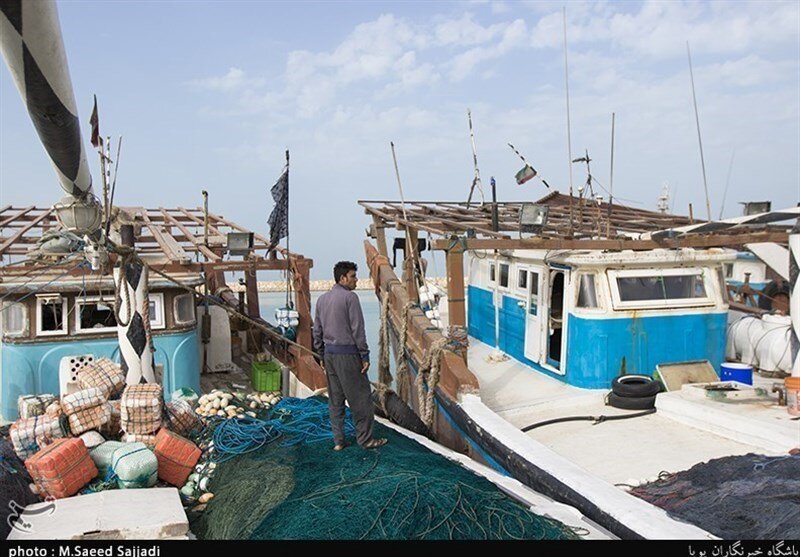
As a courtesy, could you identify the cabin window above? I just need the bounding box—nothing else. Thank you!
[609,268,713,309]
[576,274,599,309]
[489,263,496,283]
[2,302,27,336]
[499,263,510,289]
[517,269,528,291]
[36,295,68,336]
[529,271,540,315]
[724,263,733,279]
[174,293,196,325]
[148,293,166,330]
[76,298,117,333]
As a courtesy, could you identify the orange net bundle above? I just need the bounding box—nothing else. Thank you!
[61,387,106,415]
[77,358,126,399]
[67,403,112,436]
[100,400,121,439]
[121,384,162,434]
[154,429,201,486]
[25,438,98,499]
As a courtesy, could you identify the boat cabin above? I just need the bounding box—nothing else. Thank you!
[467,248,732,388]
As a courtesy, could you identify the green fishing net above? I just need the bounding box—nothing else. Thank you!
[191,399,580,540]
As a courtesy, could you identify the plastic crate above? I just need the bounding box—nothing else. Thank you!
[251,360,281,392]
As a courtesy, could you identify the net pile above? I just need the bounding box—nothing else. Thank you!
[191,397,579,540]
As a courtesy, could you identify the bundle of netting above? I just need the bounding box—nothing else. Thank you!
[190,397,580,540]
[630,453,800,539]
[270,397,356,446]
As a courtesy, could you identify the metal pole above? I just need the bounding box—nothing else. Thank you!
[285,149,291,309]
[687,42,712,221]
[790,218,800,377]
[563,7,575,236]
[466,108,484,207]
[202,190,209,247]
[491,176,498,232]
[607,112,615,238]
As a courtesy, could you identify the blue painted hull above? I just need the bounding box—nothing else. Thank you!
[1,329,200,421]
[468,284,727,388]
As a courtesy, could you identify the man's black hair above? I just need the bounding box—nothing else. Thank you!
[334,261,357,283]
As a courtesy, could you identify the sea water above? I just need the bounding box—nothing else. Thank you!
[259,290,392,381]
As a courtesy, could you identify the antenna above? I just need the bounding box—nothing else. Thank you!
[466,109,485,207]
[563,6,575,235]
[687,41,712,221]
[718,149,736,220]
[607,112,615,237]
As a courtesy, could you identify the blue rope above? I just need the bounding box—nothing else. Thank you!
[753,454,800,472]
[271,398,355,446]
[211,417,282,463]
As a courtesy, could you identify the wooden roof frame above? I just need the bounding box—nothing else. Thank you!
[360,192,793,251]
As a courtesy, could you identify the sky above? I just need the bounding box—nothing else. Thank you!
[1,0,798,281]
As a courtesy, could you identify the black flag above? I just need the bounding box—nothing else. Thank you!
[268,168,288,247]
[89,95,101,148]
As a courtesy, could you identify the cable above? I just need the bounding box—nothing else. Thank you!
[521,408,656,432]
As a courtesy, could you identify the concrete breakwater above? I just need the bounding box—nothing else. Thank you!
[231,277,446,293]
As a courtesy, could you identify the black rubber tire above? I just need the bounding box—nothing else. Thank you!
[611,375,661,398]
[758,280,790,311]
[372,390,432,438]
[608,392,656,410]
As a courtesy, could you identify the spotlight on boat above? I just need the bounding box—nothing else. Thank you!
[54,195,103,236]
[227,232,254,257]
[519,203,548,235]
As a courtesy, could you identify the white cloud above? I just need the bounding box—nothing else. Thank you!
[448,18,528,81]
[190,67,264,92]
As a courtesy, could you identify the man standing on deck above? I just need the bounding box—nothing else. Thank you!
[313,261,388,450]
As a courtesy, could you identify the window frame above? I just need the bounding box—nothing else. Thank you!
[1,301,28,337]
[516,268,528,294]
[608,267,714,310]
[148,292,166,330]
[35,295,69,337]
[173,293,197,326]
[74,296,118,334]
[574,272,604,311]
[498,262,511,291]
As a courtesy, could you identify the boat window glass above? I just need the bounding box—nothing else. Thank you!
[148,293,166,330]
[724,263,733,278]
[576,274,599,308]
[489,263,496,283]
[2,302,27,336]
[37,296,67,335]
[174,293,196,325]
[517,269,528,291]
[528,271,539,315]
[76,299,117,333]
[499,263,509,288]
[617,273,707,302]
[717,266,729,303]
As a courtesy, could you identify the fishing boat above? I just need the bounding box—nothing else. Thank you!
[360,193,800,539]
[0,1,334,427]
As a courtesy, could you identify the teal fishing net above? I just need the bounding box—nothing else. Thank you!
[191,397,580,540]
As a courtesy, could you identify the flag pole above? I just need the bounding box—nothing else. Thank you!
[285,149,291,309]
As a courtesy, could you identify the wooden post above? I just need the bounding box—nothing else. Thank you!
[292,256,313,350]
[688,203,695,224]
[405,227,419,303]
[245,261,260,319]
[446,240,466,327]
[373,215,388,257]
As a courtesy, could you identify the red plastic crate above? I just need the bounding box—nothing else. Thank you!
[154,429,200,486]
[25,438,98,499]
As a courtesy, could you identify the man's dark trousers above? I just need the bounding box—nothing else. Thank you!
[324,353,374,447]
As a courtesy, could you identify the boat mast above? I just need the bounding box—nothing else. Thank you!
[563,7,575,236]
[686,41,712,221]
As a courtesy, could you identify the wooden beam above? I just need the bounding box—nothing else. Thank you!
[445,242,466,328]
[0,206,35,228]
[140,211,190,263]
[245,261,260,319]
[0,208,53,256]
[159,208,220,261]
[372,215,388,257]
[432,231,790,251]
[405,227,420,304]
[292,257,313,350]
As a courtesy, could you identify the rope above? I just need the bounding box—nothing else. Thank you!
[415,337,449,428]
[396,302,415,403]
[377,289,393,389]
[211,416,282,463]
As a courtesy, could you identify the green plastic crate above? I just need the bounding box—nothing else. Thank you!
[252,360,281,392]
